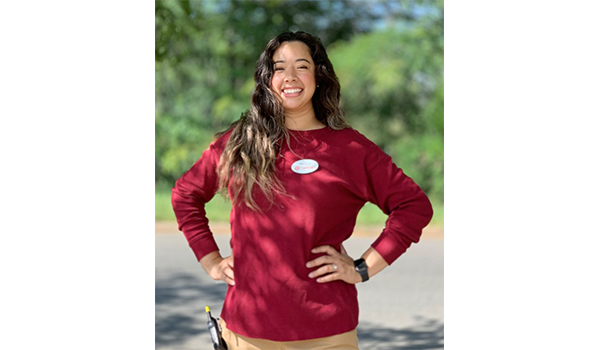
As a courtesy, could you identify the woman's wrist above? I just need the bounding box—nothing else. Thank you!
[200,251,224,279]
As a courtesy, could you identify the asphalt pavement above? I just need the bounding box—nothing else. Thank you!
[156,229,443,349]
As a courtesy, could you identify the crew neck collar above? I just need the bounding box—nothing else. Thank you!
[288,126,330,134]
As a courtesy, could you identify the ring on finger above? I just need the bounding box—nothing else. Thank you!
[332,264,338,271]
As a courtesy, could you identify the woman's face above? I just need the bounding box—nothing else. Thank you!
[270,41,317,115]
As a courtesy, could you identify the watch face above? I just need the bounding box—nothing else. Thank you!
[354,259,369,282]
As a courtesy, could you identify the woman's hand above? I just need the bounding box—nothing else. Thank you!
[200,252,235,286]
[306,245,362,284]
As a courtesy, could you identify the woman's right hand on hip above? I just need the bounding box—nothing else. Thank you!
[200,251,235,286]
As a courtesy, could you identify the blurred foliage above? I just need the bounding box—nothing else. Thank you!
[156,0,444,203]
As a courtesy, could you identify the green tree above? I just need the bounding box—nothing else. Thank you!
[327,5,444,200]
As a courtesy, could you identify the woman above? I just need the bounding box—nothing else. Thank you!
[171,31,433,349]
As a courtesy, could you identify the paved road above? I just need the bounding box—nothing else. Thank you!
[156,232,443,349]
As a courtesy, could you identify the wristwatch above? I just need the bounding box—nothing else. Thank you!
[354,258,369,282]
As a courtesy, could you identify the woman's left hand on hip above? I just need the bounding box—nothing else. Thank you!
[306,244,362,284]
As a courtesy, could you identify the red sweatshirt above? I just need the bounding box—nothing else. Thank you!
[171,127,433,341]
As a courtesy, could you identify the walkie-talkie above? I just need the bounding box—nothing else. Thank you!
[205,306,228,349]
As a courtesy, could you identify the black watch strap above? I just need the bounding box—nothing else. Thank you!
[354,258,369,282]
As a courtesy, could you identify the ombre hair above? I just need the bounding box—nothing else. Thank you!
[217,31,349,211]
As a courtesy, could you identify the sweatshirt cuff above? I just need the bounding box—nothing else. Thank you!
[188,234,220,262]
[370,230,412,265]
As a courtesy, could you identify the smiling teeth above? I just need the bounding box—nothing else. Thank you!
[284,88,302,93]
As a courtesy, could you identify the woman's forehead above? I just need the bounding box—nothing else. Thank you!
[272,41,313,63]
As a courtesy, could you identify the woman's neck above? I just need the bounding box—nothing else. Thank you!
[284,108,325,131]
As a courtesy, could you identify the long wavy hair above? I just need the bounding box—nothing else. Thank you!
[217,31,350,211]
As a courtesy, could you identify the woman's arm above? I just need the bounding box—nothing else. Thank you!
[360,246,389,280]
[171,134,230,262]
[307,137,433,284]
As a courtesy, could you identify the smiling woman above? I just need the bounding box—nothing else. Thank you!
[270,42,319,128]
[171,31,433,349]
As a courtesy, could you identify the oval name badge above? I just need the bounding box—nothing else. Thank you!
[291,159,319,174]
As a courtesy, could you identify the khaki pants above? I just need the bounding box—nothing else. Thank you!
[219,319,359,350]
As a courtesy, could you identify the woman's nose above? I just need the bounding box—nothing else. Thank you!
[284,70,297,82]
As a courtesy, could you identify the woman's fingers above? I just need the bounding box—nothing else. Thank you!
[225,265,234,283]
[311,245,340,257]
[308,263,338,279]
[306,246,340,281]
[306,254,335,269]
[223,272,235,286]
[314,271,340,283]
[221,256,235,286]
[307,244,360,284]
[306,245,340,268]
[203,254,235,286]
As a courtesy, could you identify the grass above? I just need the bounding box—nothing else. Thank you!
[155,190,231,222]
[157,189,443,228]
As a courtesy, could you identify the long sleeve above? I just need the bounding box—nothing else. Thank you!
[171,134,229,261]
[363,144,434,265]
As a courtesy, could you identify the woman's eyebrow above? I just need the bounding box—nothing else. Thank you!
[273,58,312,64]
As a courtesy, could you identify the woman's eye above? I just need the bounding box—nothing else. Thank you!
[298,66,308,69]
[274,67,284,71]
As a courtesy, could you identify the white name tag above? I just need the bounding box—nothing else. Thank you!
[291,159,319,174]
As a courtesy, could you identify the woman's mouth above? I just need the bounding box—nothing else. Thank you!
[282,88,303,96]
